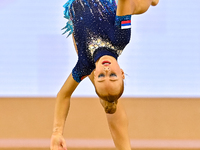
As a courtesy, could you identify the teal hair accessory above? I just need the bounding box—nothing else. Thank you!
[62,0,75,37]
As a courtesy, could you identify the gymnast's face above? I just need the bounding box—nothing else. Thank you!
[94,55,125,98]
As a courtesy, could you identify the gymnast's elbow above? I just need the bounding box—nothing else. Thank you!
[56,90,71,101]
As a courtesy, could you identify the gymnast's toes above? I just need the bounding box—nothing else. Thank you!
[151,0,159,6]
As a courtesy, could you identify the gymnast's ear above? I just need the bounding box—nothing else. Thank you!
[121,69,125,79]
[93,70,96,78]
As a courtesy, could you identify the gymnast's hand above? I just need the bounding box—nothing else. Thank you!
[51,133,67,150]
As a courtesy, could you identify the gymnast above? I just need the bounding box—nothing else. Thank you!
[51,0,159,150]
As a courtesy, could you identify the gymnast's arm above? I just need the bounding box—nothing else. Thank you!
[51,73,79,150]
[51,35,80,149]
[53,73,79,135]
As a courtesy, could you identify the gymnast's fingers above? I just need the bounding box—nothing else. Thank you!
[50,134,67,150]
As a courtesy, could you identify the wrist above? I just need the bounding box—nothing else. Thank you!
[52,127,63,135]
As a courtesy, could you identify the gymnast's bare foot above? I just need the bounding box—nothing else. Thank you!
[151,0,159,6]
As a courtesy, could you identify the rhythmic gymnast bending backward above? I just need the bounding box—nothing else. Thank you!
[51,0,159,150]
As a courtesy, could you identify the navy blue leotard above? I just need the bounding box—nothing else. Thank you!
[63,0,131,82]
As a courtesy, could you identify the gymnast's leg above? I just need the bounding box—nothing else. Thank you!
[88,73,131,150]
[117,0,159,16]
[106,100,131,150]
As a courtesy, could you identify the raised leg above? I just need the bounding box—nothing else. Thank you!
[151,0,159,6]
[117,0,159,16]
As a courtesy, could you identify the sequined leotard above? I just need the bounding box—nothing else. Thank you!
[63,0,131,82]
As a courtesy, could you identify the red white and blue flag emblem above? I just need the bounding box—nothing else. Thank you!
[121,20,131,29]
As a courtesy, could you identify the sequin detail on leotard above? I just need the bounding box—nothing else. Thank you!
[63,0,131,82]
[62,0,117,36]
